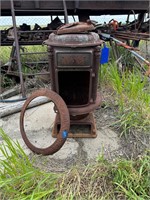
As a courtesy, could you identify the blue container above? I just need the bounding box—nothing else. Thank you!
[100,44,109,64]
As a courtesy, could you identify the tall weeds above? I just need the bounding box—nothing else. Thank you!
[100,63,150,135]
[113,154,150,200]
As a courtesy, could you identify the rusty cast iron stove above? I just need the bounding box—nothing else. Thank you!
[44,25,102,138]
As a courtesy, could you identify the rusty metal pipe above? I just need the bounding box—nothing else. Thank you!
[10,0,26,97]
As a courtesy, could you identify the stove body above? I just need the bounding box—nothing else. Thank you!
[45,32,102,137]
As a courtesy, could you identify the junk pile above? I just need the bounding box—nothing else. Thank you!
[1,15,150,96]
[1,17,63,44]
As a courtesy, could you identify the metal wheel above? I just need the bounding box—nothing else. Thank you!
[20,88,70,155]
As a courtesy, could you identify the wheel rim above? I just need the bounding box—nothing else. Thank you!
[20,88,70,155]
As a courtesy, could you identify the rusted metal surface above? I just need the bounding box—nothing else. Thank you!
[44,24,102,139]
[52,113,97,138]
[56,20,95,35]
[20,88,70,155]
[44,31,103,47]
[45,30,102,109]
[68,93,102,116]
[112,32,150,41]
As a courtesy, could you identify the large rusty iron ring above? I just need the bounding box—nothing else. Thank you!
[20,88,70,155]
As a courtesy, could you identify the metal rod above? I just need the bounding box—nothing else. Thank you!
[20,52,48,55]
[0,61,2,94]
[130,50,150,65]
[110,36,150,66]
[63,0,69,24]
[102,33,150,75]
[5,71,50,76]
[35,0,40,9]
[109,40,118,60]
[18,30,53,33]
[10,0,26,97]
[15,9,65,12]
[24,72,50,76]
[25,61,48,64]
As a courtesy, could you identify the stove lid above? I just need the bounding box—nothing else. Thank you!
[43,32,103,47]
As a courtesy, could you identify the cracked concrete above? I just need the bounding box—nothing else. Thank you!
[0,102,121,171]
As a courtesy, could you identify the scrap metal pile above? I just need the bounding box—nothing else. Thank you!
[1,15,149,45]
[1,17,63,45]
[95,17,149,41]
[0,14,150,91]
[95,16,150,76]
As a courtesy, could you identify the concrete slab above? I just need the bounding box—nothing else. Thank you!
[0,102,122,171]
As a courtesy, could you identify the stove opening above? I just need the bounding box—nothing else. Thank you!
[58,71,90,106]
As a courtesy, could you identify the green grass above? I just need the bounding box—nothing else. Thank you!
[0,128,58,200]
[113,156,150,200]
[0,45,47,65]
[0,46,12,64]
[0,128,149,200]
[100,63,150,136]
[0,25,11,29]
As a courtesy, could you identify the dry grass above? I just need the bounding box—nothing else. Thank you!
[0,129,149,200]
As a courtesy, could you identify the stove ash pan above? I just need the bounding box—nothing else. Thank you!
[44,32,103,115]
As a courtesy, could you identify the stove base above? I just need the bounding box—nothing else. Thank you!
[52,112,97,138]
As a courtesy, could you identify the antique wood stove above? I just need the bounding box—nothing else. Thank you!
[44,26,103,138]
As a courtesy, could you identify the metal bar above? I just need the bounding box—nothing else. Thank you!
[1,42,47,46]
[10,0,26,97]
[63,0,69,24]
[102,33,150,76]
[114,41,119,58]
[114,36,150,40]
[18,30,53,33]
[113,34,150,39]
[115,32,150,37]
[75,0,79,9]
[113,36,150,75]
[7,41,16,72]
[130,50,150,65]
[35,0,40,9]
[0,61,2,94]
[109,40,118,60]
[25,61,48,64]
[134,57,146,73]
[10,41,16,59]
[137,12,145,30]
[20,52,48,55]
[6,71,50,76]
[24,72,50,76]
[14,9,65,12]
[111,35,150,66]
[113,35,150,40]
